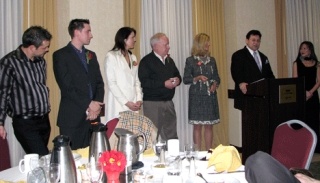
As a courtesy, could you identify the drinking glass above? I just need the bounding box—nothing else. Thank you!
[86,162,103,183]
[29,156,40,171]
[48,163,60,183]
[184,144,199,161]
[153,139,167,162]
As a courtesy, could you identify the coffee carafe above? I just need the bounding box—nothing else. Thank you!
[115,128,146,174]
[51,135,77,183]
[89,122,111,162]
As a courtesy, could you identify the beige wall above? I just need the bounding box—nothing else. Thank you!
[225,0,278,147]
[56,0,124,84]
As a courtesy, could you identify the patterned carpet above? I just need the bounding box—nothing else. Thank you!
[309,161,320,180]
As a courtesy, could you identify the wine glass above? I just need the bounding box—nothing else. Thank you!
[86,162,103,183]
[184,143,199,161]
[48,163,60,183]
[153,139,167,162]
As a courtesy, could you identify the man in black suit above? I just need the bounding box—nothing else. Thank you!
[53,19,104,150]
[231,30,275,110]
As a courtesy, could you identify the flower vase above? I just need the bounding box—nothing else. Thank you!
[106,171,120,183]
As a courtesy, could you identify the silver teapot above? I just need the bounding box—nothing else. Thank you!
[114,128,146,173]
[50,135,77,183]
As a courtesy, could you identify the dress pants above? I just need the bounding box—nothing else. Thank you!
[12,115,50,156]
[143,100,178,141]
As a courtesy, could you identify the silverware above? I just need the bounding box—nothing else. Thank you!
[208,170,245,174]
[197,173,208,183]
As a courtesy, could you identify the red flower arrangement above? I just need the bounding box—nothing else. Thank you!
[86,51,93,64]
[98,150,126,173]
[197,61,202,66]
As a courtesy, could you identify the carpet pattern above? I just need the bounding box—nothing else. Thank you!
[309,161,320,180]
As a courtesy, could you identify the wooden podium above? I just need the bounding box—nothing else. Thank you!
[241,78,305,163]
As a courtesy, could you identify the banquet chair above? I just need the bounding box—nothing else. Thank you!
[0,137,11,171]
[271,119,317,169]
[108,111,157,150]
[106,117,119,139]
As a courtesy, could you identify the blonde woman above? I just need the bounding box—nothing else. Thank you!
[183,33,220,150]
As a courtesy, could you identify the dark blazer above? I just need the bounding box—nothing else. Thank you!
[53,42,104,127]
[231,46,275,110]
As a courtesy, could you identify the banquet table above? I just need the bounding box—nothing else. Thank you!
[0,152,248,183]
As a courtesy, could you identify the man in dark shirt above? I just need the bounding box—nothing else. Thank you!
[0,26,52,155]
[138,33,181,141]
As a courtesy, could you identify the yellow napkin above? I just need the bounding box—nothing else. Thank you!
[207,144,242,172]
[143,147,155,157]
[0,181,25,183]
[72,146,89,159]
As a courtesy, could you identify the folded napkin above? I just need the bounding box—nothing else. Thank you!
[0,181,25,183]
[143,148,155,157]
[207,144,242,172]
[72,146,89,159]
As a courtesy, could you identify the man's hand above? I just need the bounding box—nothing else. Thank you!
[86,101,104,120]
[239,82,248,94]
[0,126,7,140]
[165,77,180,89]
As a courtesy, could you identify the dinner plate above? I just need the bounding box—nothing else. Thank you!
[221,176,240,183]
[197,176,240,183]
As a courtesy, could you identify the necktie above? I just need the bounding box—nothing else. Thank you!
[253,51,262,71]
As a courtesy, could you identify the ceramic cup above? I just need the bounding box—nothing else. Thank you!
[167,139,180,157]
[19,153,39,173]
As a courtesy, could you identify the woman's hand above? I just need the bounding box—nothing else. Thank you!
[194,75,208,82]
[126,101,140,111]
[209,82,218,93]
[306,91,313,100]
[0,126,7,139]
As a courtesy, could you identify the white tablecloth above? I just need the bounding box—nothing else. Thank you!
[0,153,248,183]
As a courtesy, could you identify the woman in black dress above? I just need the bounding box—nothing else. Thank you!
[292,41,320,152]
[183,33,220,150]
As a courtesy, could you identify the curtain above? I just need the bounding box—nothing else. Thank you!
[286,0,320,77]
[0,0,24,167]
[140,0,194,151]
[275,0,288,78]
[124,0,141,61]
[192,0,228,149]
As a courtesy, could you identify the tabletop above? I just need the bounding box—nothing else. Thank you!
[0,152,248,183]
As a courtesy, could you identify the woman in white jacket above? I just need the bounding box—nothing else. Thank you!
[104,27,142,122]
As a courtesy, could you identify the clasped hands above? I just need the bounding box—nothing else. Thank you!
[194,75,218,93]
[126,101,143,111]
[86,101,104,120]
[165,77,180,89]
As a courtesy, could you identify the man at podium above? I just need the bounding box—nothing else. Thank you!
[231,30,275,110]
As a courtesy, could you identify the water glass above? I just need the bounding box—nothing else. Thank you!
[184,144,199,161]
[27,167,47,183]
[86,162,103,183]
